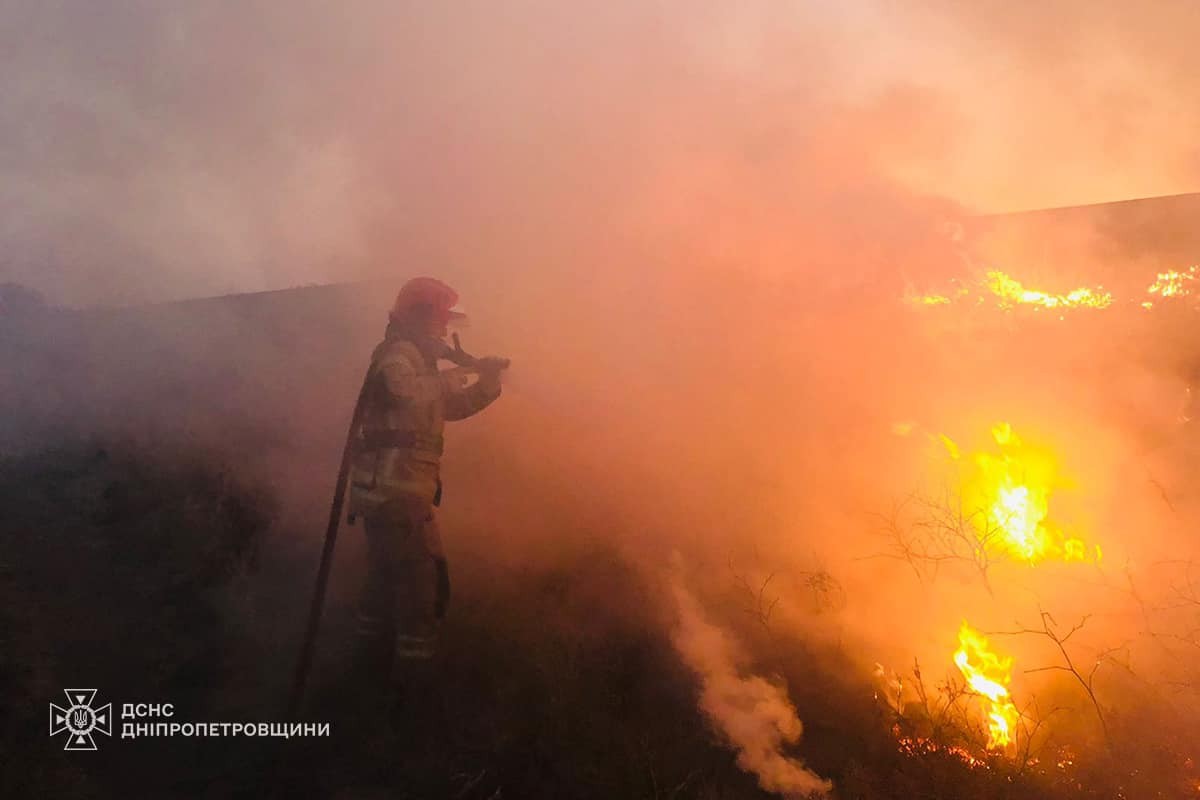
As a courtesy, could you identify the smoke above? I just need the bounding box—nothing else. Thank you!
[4,0,1200,792]
[5,1,1200,307]
[669,559,831,798]
[833,1,1200,209]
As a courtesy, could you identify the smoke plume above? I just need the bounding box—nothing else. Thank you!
[669,560,831,798]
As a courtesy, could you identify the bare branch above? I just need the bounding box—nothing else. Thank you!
[993,610,1112,747]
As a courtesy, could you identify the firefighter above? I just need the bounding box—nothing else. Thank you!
[347,277,507,688]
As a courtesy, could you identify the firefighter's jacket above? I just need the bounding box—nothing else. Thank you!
[348,333,500,517]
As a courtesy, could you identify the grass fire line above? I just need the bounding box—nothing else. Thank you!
[907,265,1200,312]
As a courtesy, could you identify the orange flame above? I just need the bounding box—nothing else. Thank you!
[953,622,1018,749]
[983,271,1112,311]
[907,264,1200,310]
[905,270,1112,312]
[942,422,1098,564]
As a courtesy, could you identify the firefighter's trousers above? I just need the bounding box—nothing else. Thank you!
[354,500,449,682]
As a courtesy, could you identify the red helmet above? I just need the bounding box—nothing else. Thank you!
[390,277,466,332]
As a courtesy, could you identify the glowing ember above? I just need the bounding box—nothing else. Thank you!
[904,280,972,309]
[942,422,1098,564]
[953,622,1019,749]
[1146,266,1200,299]
[896,735,990,769]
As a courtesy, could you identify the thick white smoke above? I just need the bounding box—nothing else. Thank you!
[669,559,831,798]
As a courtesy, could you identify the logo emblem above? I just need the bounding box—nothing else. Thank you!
[50,689,112,750]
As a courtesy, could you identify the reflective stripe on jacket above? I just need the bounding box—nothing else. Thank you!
[348,334,500,516]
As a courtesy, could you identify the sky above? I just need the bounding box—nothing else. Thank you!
[1,0,1199,305]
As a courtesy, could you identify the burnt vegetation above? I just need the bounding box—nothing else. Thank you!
[3,286,1200,798]
[2,442,1195,798]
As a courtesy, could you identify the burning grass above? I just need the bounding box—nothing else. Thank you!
[874,402,1200,797]
[952,623,1018,750]
[908,264,1200,314]
[6,278,1200,797]
[10,438,1196,798]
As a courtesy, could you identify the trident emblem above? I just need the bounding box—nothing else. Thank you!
[49,689,112,751]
